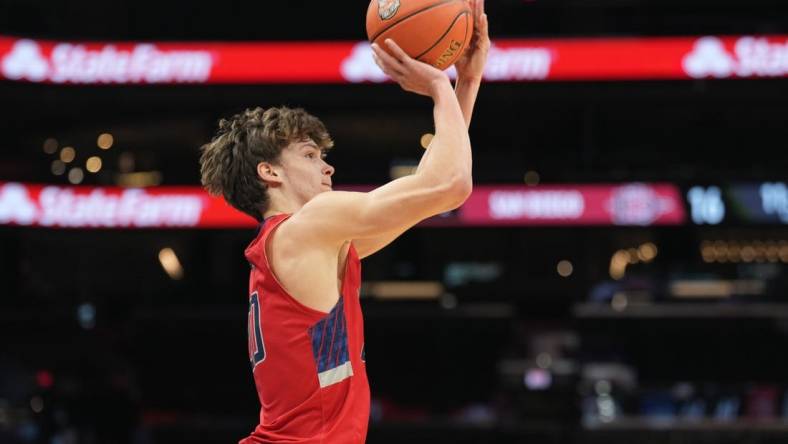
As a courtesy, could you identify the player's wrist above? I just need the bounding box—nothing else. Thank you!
[456,73,483,85]
[428,77,454,100]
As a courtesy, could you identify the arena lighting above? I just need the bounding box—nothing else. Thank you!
[85,156,102,173]
[67,167,84,184]
[30,396,43,414]
[439,293,458,310]
[158,247,184,280]
[524,368,552,391]
[389,164,417,180]
[50,160,65,176]
[669,279,767,299]
[118,152,135,173]
[35,370,54,389]
[609,243,659,279]
[97,133,113,150]
[595,380,612,396]
[536,353,553,369]
[76,303,96,330]
[700,240,788,263]
[638,243,658,262]
[557,260,573,278]
[362,281,443,299]
[42,138,58,154]
[524,171,540,186]
[59,146,75,163]
[115,171,162,188]
[419,133,434,149]
[609,250,629,280]
[626,249,639,265]
[611,293,628,312]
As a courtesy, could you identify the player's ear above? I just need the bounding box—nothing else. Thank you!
[257,161,283,187]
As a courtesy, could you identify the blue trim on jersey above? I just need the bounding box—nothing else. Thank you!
[248,292,266,368]
[308,296,350,374]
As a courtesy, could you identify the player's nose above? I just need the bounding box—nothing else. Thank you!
[323,162,335,177]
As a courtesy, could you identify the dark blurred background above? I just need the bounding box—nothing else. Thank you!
[1,0,788,443]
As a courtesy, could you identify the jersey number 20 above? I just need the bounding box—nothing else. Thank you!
[248,292,266,368]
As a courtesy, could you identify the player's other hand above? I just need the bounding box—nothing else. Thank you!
[371,39,450,97]
[454,0,490,82]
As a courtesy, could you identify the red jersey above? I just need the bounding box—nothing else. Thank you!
[240,214,370,444]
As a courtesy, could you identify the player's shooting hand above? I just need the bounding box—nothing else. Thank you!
[371,39,450,98]
[454,0,490,82]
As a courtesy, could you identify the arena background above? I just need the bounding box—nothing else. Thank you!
[1,0,788,443]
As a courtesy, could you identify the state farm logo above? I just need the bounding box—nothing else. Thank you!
[341,43,388,83]
[0,183,206,228]
[1,40,49,81]
[607,184,675,226]
[484,44,552,81]
[1,39,214,84]
[341,42,553,83]
[683,36,788,79]
[0,183,38,225]
[682,37,735,78]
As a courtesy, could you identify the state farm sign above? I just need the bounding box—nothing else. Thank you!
[2,35,786,84]
[683,36,788,79]
[1,39,213,84]
[341,42,553,83]
[0,183,250,228]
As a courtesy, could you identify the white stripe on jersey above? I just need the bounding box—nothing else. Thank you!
[318,361,354,388]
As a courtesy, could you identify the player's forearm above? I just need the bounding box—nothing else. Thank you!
[454,76,482,128]
[416,80,472,196]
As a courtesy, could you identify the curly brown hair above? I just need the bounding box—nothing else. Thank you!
[199,106,334,221]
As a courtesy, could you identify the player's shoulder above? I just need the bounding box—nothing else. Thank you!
[301,190,366,213]
[282,191,368,247]
[291,191,367,228]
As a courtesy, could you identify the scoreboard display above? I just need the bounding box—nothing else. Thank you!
[687,182,788,226]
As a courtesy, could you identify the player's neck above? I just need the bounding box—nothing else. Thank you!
[264,192,303,219]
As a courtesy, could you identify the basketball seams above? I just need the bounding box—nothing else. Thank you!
[369,0,459,44]
[415,11,469,64]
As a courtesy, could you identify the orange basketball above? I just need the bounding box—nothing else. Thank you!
[366,0,474,71]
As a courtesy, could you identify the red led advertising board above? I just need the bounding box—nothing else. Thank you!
[1,35,786,85]
[0,182,685,229]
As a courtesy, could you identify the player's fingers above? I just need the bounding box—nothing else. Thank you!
[476,13,488,40]
[383,39,412,64]
[372,42,403,69]
[468,0,477,18]
[372,53,388,74]
[373,51,408,83]
[372,43,405,75]
[373,54,401,79]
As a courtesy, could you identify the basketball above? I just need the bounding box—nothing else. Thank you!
[366,0,474,70]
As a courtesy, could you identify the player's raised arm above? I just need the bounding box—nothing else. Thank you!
[286,39,472,247]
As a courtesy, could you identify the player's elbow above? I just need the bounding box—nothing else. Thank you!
[443,174,473,209]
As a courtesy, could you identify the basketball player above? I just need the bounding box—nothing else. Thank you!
[199,1,489,442]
